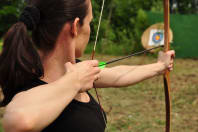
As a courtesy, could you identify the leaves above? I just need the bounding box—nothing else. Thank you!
[0,0,25,36]
[89,0,151,55]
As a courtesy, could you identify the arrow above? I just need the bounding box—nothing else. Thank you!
[99,45,164,68]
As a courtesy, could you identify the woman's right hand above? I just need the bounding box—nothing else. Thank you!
[65,60,101,92]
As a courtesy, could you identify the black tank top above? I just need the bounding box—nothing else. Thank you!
[21,79,107,132]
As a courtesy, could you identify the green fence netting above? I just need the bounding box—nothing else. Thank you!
[147,12,198,58]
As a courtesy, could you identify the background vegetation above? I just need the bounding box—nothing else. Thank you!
[0,0,25,37]
[0,0,198,56]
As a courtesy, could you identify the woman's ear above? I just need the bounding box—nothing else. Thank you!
[71,17,80,37]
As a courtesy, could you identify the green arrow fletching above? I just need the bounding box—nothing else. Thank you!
[99,62,106,69]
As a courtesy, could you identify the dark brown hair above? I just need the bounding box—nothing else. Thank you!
[0,0,88,106]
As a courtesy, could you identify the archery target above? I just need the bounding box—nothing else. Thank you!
[141,23,173,52]
[149,29,164,46]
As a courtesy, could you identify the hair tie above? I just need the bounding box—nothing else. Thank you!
[19,6,40,31]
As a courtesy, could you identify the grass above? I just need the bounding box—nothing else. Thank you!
[82,54,198,132]
[0,54,197,132]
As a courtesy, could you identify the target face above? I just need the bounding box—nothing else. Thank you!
[152,32,164,43]
[149,29,164,46]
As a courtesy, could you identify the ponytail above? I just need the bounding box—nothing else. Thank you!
[0,22,43,106]
[0,0,89,106]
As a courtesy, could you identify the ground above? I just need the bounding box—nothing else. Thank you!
[83,54,198,132]
[0,54,197,132]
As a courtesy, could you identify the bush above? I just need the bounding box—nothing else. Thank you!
[87,0,151,55]
[0,0,165,55]
[0,0,25,37]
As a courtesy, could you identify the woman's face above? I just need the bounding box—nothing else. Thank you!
[75,1,93,58]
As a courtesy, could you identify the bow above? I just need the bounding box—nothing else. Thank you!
[163,0,171,132]
[91,0,107,126]
[91,0,171,131]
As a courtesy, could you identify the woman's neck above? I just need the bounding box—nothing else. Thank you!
[39,40,76,83]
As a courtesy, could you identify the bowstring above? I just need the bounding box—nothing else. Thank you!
[93,0,106,52]
[91,0,108,129]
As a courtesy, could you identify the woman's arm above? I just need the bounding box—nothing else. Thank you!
[95,51,175,88]
[95,63,164,88]
[3,60,100,132]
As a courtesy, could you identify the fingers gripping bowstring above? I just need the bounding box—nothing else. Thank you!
[91,0,108,128]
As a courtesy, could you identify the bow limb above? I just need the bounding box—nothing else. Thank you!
[164,0,171,132]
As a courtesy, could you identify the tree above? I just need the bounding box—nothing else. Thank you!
[171,0,198,14]
[0,0,25,37]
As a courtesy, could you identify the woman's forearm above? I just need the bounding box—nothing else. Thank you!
[96,62,165,88]
[114,63,165,87]
[3,73,80,132]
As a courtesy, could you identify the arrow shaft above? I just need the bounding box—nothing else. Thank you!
[99,45,164,67]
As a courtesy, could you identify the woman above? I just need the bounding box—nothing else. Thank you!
[0,0,175,132]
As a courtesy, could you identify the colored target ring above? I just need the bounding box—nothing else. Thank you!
[152,32,164,44]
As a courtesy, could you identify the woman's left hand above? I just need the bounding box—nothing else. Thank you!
[157,50,175,72]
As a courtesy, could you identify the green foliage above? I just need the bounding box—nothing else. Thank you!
[0,123,3,132]
[151,0,164,13]
[0,39,2,52]
[0,0,25,37]
[87,0,198,56]
[176,0,198,14]
[0,0,197,56]
[88,0,153,55]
